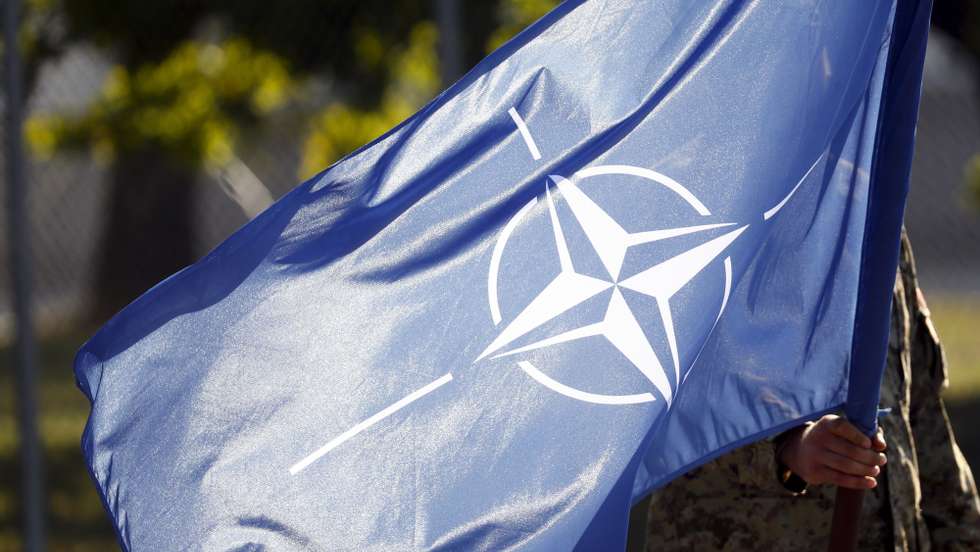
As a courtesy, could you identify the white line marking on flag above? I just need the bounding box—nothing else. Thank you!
[518,361,655,405]
[717,256,732,324]
[508,107,542,161]
[763,153,825,220]
[289,373,454,475]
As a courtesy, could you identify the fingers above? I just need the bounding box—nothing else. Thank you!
[827,417,872,449]
[816,468,877,490]
[824,437,887,468]
[786,415,889,491]
[818,449,881,477]
[873,428,887,452]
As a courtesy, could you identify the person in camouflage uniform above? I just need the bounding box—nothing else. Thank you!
[646,232,980,551]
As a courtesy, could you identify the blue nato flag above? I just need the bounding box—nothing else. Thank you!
[75,1,931,549]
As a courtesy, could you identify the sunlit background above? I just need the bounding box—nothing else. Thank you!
[1,1,978,549]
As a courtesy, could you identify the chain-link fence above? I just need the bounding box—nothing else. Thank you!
[1,3,980,549]
[1,46,110,342]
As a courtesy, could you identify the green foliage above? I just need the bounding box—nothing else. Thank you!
[26,39,294,168]
[486,0,560,53]
[19,1,440,170]
[18,0,562,177]
[298,0,560,178]
[300,22,440,178]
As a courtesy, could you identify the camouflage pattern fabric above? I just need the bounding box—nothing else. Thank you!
[646,232,980,551]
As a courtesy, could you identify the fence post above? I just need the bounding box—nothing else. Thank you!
[435,0,463,87]
[4,0,47,549]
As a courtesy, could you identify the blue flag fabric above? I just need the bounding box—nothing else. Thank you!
[76,1,931,549]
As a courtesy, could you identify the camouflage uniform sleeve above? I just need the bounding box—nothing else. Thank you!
[646,439,838,551]
[901,234,980,549]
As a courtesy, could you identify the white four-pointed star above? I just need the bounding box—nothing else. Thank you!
[476,176,747,403]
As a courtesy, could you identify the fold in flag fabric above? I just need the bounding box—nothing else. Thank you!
[75,1,932,549]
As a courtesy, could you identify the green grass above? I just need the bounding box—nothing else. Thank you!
[927,294,980,401]
[0,328,118,551]
[0,295,978,550]
[925,295,980,471]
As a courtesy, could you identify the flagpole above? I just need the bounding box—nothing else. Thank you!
[828,487,864,551]
[4,0,47,549]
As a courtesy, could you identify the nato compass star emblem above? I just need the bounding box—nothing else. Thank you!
[289,106,819,475]
[477,167,745,405]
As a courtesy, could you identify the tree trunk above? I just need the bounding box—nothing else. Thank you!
[94,149,196,321]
